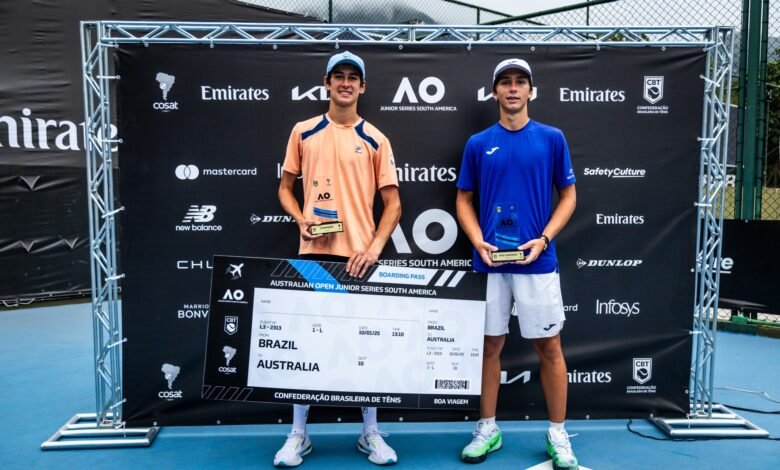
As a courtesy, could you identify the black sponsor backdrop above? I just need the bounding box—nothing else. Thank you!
[117,44,703,425]
[719,220,780,312]
[0,1,317,301]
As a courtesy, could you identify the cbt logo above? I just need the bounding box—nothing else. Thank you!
[393,77,445,104]
[633,358,652,384]
[153,72,179,112]
[643,76,664,104]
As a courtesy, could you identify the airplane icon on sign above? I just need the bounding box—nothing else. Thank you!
[226,263,244,280]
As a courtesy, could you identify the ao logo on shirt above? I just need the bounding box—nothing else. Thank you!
[317,192,333,201]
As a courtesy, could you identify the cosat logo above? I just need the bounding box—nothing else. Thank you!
[220,289,248,305]
[380,77,457,112]
[153,72,179,112]
[632,358,652,384]
[159,363,183,400]
[176,205,222,232]
[224,315,239,335]
[577,258,643,269]
[220,346,237,374]
[292,85,328,101]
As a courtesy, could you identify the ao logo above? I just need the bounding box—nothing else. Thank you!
[390,209,458,255]
[223,289,244,301]
[393,77,445,104]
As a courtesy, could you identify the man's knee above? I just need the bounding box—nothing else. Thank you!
[483,335,505,360]
[533,335,564,363]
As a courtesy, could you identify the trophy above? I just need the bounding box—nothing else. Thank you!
[491,204,525,262]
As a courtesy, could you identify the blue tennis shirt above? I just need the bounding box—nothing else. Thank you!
[457,120,576,274]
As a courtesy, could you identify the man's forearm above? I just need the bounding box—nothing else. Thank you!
[367,187,401,256]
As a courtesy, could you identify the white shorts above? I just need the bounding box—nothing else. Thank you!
[484,272,566,338]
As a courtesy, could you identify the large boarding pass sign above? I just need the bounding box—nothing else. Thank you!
[203,256,487,409]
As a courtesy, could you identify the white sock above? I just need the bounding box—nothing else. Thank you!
[479,416,497,428]
[362,407,378,433]
[292,404,310,433]
[549,421,565,433]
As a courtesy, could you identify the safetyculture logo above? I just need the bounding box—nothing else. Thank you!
[153,72,179,112]
[583,167,646,178]
[176,205,222,232]
[380,77,457,112]
[175,164,258,180]
[159,363,183,400]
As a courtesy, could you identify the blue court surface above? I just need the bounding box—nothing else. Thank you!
[1,302,778,469]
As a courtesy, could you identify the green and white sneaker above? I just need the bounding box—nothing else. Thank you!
[545,428,579,470]
[273,429,312,467]
[460,421,502,463]
[357,428,398,465]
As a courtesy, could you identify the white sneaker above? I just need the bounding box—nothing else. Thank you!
[461,421,502,463]
[357,429,398,465]
[273,429,312,467]
[545,428,579,470]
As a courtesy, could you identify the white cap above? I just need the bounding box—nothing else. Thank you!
[492,58,533,87]
[326,51,366,79]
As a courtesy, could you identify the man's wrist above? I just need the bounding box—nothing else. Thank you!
[540,234,550,251]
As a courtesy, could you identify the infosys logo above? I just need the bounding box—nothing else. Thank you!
[596,213,644,225]
[595,299,640,318]
[583,167,646,178]
[560,87,625,102]
[175,164,257,180]
[577,258,642,269]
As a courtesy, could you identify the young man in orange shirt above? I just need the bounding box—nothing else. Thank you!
[275,51,402,467]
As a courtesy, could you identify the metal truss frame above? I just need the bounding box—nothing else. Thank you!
[53,22,762,448]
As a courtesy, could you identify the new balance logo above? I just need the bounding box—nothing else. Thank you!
[182,205,217,223]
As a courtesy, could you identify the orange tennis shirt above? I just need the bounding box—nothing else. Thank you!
[282,114,399,258]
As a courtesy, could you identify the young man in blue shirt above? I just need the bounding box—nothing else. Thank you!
[456,58,579,470]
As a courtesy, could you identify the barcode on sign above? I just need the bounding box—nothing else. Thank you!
[434,379,469,390]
